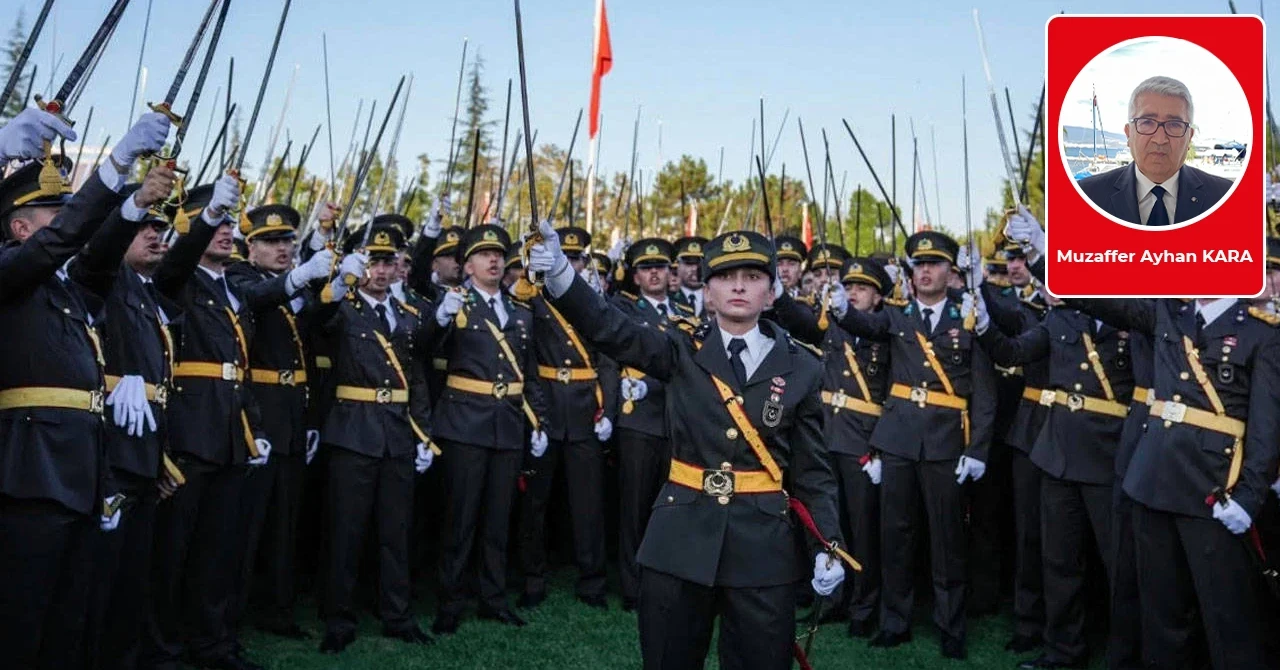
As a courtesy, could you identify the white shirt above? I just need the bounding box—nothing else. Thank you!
[680,286,704,315]
[139,273,170,324]
[641,294,673,317]
[197,265,241,312]
[1195,297,1235,328]
[915,296,948,333]
[390,280,407,305]
[1135,166,1180,225]
[474,285,508,328]
[720,325,775,381]
[359,290,398,331]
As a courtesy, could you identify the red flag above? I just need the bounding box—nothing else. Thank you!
[589,0,613,139]
[802,202,813,248]
[686,200,698,237]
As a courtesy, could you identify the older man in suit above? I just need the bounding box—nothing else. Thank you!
[1077,75,1233,226]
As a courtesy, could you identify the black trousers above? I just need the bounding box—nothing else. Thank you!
[437,440,522,615]
[1010,450,1046,640]
[1040,475,1113,664]
[617,428,670,602]
[832,452,879,624]
[232,449,306,631]
[322,447,415,635]
[85,472,158,670]
[879,454,967,640]
[638,568,796,670]
[519,437,607,598]
[144,459,246,667]
[1107,484,1143,670]
[967,440,1010,614]
[0,496,97,670]
[1132,502,1267,669]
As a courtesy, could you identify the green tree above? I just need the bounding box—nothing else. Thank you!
[441,54,497,221]
[1,11,27,121]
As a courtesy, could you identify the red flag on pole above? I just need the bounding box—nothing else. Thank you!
[802,202,813,248]
[589,0,613,139]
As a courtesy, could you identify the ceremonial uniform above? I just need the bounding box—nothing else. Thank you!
[834,231,997,655]
[671,236,708,318]
[772,257,892,633]
[431,224,548,631]
[978,300,1135,667]
[545,230,847,670]
[0,159,126,669]
[518,227,618,606]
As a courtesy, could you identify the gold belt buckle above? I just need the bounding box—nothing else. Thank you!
[1161,401,1187,423]
[154,384,169,407]
[909,387,928,408]
[1039,389,1057,407]
[278,370,295,386]
[492,382,509,399]
[830,389,847,411]
[89,390,105,414]
[221,362,237,381]
[1066,393,1085,412]
[556,367,571,384]
[374,387,393,404]
[703,465,735,505]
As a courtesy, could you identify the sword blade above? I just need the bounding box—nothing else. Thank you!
[162,0,221,106]
[0,0,55,113]
[172,0,233,154]
[50,0,132,112]
[234,0,292,171]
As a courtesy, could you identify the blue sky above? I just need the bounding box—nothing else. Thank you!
[5,0,1271,234]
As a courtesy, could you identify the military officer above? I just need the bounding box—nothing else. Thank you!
[429,223,549,634]
[773,234,807,296]
[827,230,998,660]
[672,235,708,317]
[528,223,850,670]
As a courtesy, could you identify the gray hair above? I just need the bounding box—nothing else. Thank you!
[1128,76,1194,125]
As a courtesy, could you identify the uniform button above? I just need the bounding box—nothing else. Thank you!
[497,373,504,380]
[842,371,851,377]
[1073,383,1082,391]
[1172,394,1182,402]
[1179,372,1189,380]
[725,428,739,440]
[384,379,390,385]
[1222,346,1231,354]
[62,308,71,314]
[498,353,505,359]
[566,340,573,346]
[666,496,674,503]
[564,359,572,366]
[1164,420,1172,428]
[1079,362,1088,370]
[1224,447,1234,455]
[720,462,732,470]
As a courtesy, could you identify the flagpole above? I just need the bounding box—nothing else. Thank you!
[586,134,597,233]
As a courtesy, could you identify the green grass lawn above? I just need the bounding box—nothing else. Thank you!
[242,570,1107,669]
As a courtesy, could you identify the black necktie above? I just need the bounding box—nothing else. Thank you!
[1195,311,1206,340]
[657,303,668,317]
[375,304,391,335]
[728,338,749,387]
[143,281,162,310]
[1147,185,1171,227]
[922,307,935,333]
[214,276,232,307]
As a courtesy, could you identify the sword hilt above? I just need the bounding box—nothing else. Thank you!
[147,101,185,127]
[34,95,72,126]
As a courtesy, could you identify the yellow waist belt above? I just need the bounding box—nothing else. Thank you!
[820,389,883,417]
[536,365,599,384]
[105,375,169,406]
[313,356,332,370]
[0,387,105,413]
[1021,386,1045,403]
[1034,388,1129,419]
[334,385,409,404]
[1132,386,1152,406]
[172,361,244,382]
[250,368,309,386]
[890,383,967,410]
[668,458,783,503]
[1148,400,1245,438]
[446,375,525,399]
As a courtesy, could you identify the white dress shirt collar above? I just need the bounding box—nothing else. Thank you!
[1195,298,1235,328]
[719,324,774,380]
[1135,166,1181,225]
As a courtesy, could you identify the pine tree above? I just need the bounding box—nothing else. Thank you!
[1,11,28,121]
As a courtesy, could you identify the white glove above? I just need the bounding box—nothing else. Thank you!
[248,439,272,466]
[620,377,649,402]
[110,111,171,168]
[772,278,784,300]
[415,442,434,473]
[1270,477,1280,498]
[955,455,987,484]
[607,239,627,262]
[105,375,157,438]
[594,416,613,442]
[580,267,604,295]
[0,108,77,161]
[861,456,882,485]
[884,263,901,286]
[965,241,983,289]
[289,248,334,289]
[202,174,241,224]
[530,430,548,458]
[827,282,848,319]
[956,244,971,271]
[1005,205,1045,257]
[422,197,447,238]
[529,220,572,296]
[811,552,846,596]
[100,494,125,532]
[1212,499,1253,535]
[305,429,320,465]
[435,289,466,327]
[307,226,333,251]
[338,250,367,281]
[965,291,990,334]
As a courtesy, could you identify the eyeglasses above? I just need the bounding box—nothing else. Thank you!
[1130,117,1190,138]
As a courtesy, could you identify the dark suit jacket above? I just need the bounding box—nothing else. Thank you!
[552,275,841,589]
[1077,163,1233,225]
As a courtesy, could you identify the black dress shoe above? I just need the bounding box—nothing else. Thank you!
[577,594,608,610]
[868,630,912,648]
[432,613,460,635]
[319,629,355,654]
[478,607,527,627]
[258,620,311,640]
[384,625,434,646]
[941,634,967,660]
[518,590,547,609]
[1017,654,1086,669]
[621,597,638,612]
[847,618,875,638]
[1005,635,1042,654]
[196,653,265,670]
